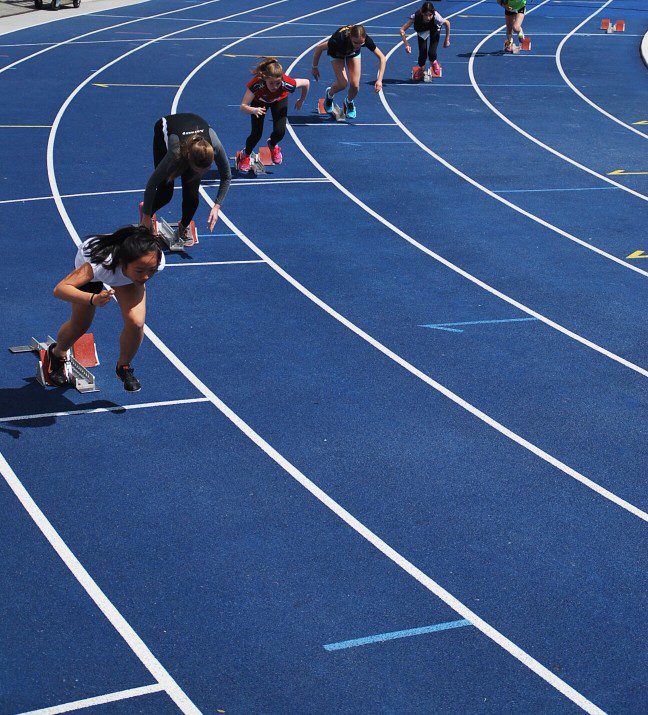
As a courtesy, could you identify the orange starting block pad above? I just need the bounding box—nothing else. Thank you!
[258,146,272,166]
[600,18,625,32]
[520,36,531,51]
[318,98,327,114]
[72,332,99,368]
[9,335,99,393]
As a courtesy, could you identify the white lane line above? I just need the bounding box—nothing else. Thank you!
[206,200,648,525]
[17,684,164,715]
[467,1,647,202]
[0,398,210,424]
[375,29,648,280]
[286,17,648,373]
[0,179,329,205]
[0,448,199,714]
[556,1,647,139]
[42,3,296,712]
[151,212,613,715]
[294,122,397,126]
[43,4,624,714]
[170,0,358,113]
[165,260,265,267]
[0,0,227,77]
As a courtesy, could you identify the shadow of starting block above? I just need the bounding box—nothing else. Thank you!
[9,334,99,393]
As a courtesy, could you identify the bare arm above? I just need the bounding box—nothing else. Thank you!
[399,18,413,52]
[311,40,328,80]
[53,263,114,306]
[373,47,386,92]
[443,19,451,47]
[240,88,265,116]
[294,77,310,109]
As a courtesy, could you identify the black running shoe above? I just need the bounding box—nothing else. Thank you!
[116,364,141,392]
[47,344,69,386]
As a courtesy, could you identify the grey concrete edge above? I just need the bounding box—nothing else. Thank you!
[0,0,151,37]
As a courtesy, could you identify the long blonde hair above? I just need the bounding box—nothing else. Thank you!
[252,56,283,79]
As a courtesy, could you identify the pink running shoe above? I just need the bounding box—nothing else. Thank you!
[431,60,441,76]
[236,151,251,172]
[412,65,424,81]
[268,141,283,165]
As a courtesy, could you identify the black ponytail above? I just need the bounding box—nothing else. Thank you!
[85,225,166,273]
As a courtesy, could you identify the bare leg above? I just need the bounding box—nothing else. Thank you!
[513,12,524,35]
[53,302,95,358]
[505,13,514,43]
[329,58,348,96]
[345,56,361,101]
[114,283,146,367]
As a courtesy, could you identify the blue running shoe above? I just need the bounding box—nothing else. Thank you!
[344,98,356,119]
[324,88,334,113]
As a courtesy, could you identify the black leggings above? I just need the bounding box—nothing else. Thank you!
[417,32,440,66]
[152,119,202,226]
[245,97,288,155]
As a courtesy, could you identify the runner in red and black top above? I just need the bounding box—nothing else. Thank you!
[236,57,309,173]
[311,24,386,119]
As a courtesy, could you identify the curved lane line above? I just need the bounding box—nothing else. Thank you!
[0,0,228,77]
[467,0,647,201]
[192,3,648,516]
[556,0,647,139]
[281,19,648,375]
[48,2,615,713]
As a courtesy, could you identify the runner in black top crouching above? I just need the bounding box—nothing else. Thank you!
[311,24,386,118]
[140,113,231,243]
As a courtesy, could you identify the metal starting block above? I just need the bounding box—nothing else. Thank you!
[9,334,99,393]
[317,97,346,121]
[138,202,198,252]
[155,216,198,252]
[235,149,272,177]
[330,103,346,122]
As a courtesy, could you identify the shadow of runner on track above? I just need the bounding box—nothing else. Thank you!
[0,380,123,438]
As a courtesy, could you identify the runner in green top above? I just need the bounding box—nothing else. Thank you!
[498,0,527,53]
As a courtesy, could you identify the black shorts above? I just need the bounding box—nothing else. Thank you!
[328,50,360,60]
[505,6,525,15]
[79,281,104,295]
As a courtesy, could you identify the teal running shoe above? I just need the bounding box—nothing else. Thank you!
[344,98,356,119]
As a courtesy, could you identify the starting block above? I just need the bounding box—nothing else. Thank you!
[317,97,346,121]
[9,335,99,393]
[156,216,198,252]
[235,150,270,177]
[520,36,531,51]
[600,18,625,33]
[138,201,197,251]
[330,102,346,122]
